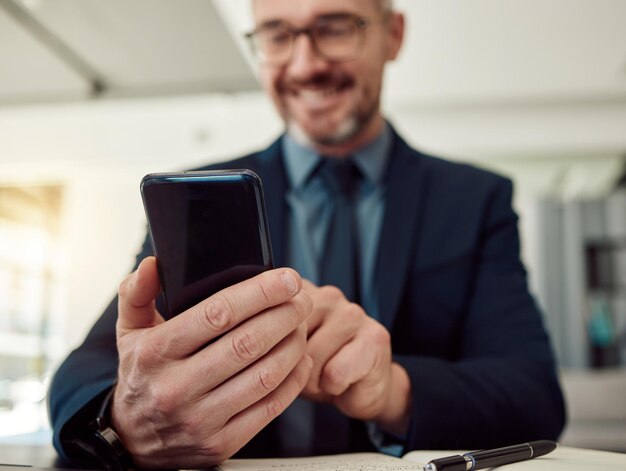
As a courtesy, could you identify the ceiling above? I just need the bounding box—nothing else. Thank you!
[0,0,258,104]
[0,0,625,107]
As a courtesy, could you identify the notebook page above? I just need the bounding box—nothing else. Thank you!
[217,452,423,470]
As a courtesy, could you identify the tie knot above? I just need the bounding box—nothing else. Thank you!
[319,158,361,199]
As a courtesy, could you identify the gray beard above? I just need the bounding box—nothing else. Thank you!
[285,96,380,148]
[287,116,360,148]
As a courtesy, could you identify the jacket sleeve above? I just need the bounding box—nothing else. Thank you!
[395,178,566,450]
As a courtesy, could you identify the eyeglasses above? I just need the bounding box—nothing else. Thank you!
[245,14,370,66]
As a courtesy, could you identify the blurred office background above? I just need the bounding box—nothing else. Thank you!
[0,0,625,452]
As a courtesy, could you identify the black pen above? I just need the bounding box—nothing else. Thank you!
[423,440,558,471]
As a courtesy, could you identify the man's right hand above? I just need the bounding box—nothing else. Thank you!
[111,257,313,469]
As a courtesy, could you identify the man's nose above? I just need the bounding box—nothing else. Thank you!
[287,33,330,78]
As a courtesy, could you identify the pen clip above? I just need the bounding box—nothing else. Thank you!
[461,453,476,471]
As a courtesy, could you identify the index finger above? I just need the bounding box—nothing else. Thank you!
[146,267,302,359]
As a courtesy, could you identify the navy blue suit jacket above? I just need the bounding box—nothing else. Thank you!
[49,129,565,462]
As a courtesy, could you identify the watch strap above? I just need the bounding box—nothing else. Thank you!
[90,383,134,471]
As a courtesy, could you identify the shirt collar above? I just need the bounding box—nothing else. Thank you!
[281,122,392,191]
[282,133,320,191]
[352,122,392,187]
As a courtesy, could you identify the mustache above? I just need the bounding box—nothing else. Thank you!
[278,71,354,93]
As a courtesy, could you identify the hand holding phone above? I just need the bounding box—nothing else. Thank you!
[112,258,312,468]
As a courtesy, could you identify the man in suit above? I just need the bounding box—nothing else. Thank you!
[49,0,565,469]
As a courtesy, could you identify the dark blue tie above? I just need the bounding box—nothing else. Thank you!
[318,158,361,303]
[313,157,362,454]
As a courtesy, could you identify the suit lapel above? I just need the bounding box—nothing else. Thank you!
[252,138,289,268]
[375,133,429,330]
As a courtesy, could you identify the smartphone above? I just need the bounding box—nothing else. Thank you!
[140,170,274,317]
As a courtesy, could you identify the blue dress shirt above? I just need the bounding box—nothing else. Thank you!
[281,124,392,319]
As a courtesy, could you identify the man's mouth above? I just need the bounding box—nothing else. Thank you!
[288,81,352,110]
[297,87,341,103]
[279,72,354,111]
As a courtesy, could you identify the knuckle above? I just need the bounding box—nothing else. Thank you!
[201,432,229,462]
[369,323,391,346]
[255,279,272,304]
[232,331,262,362]
[133,337,157,369]
[265,396,284,420]
[253,367,280,395]
[320,285,343,300]
[323,362,345,388]
[200,297,231,333]
[343,302,364,322]
[149,384,178,416]
[148,335,175,361]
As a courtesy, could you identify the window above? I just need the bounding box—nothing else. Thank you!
[0,185,64,438]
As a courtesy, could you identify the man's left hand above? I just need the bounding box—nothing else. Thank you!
[301,281,412,436]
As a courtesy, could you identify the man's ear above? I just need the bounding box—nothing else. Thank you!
[386,12,405,61]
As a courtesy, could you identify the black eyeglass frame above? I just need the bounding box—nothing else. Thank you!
[245,14,371,65]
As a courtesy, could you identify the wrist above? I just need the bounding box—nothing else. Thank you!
[376,363,412,436]
[91,383,134,471]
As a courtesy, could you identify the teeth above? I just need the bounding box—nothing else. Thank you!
[298,88,337,102]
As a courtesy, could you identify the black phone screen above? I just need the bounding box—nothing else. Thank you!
[141,170,273,317]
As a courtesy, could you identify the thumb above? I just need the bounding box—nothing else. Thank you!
[117,256,164,337]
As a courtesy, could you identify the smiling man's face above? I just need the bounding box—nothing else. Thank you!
[252,0,403,152]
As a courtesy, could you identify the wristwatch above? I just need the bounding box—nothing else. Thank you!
[90,384,134,471]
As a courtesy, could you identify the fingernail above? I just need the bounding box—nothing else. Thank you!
[281,270,298,294]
